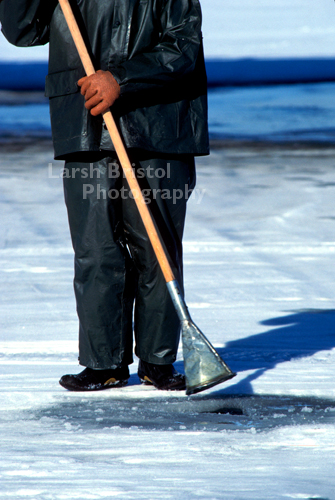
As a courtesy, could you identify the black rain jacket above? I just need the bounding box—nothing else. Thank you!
[0,0,209,159]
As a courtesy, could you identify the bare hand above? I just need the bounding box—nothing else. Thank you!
[77,70,121,116]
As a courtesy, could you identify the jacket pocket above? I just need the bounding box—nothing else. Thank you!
[45,67,89,149]
[45,67,84,98]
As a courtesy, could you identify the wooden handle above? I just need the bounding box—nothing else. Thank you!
[102,113,175,283]
[58,0,175,283]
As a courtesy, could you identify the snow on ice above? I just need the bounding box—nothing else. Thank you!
[1,143,335,499]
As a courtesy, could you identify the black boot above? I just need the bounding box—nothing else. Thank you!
[138,360,186,391]
[59,366,129,391]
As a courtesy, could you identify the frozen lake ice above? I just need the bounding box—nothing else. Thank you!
[1,141,335,498]
[1,1,335,497]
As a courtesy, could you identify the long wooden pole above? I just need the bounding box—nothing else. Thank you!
[58,0,175,283]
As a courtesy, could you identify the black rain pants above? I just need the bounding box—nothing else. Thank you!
[63,152,195,369]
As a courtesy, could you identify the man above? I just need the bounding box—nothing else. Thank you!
[0,0,209,391]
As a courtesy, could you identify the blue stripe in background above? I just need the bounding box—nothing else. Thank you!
[2,58,335,90]
[0,62,48,90]
[205,58,335,86]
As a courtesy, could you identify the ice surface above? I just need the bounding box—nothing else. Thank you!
[208,82,335,142]
[1,142,335,498]
[201,0,335,58]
